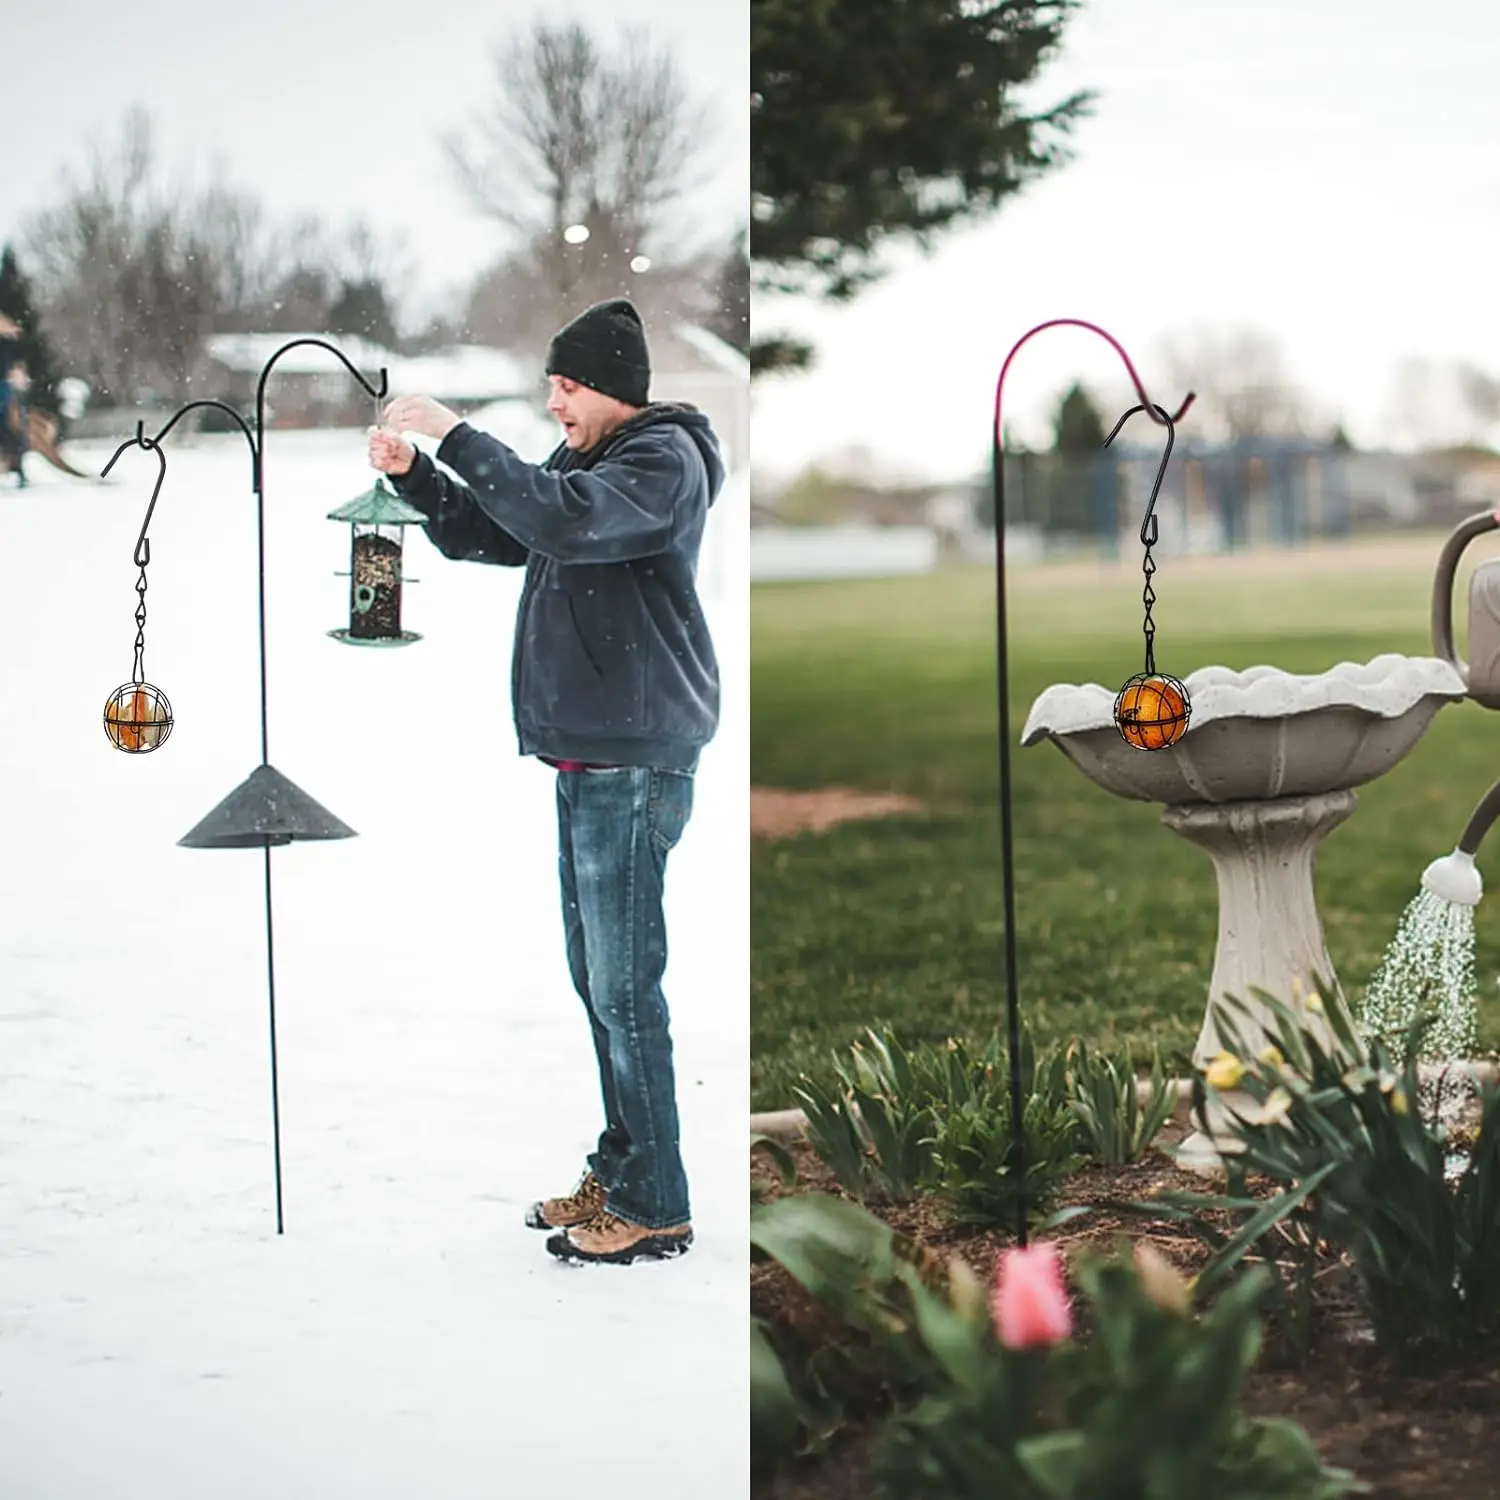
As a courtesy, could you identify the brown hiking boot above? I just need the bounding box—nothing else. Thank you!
[525,1170,606,1230]
[545,1208,694,1265]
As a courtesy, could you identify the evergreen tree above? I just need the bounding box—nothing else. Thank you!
[752,0,1092,372]
[0,244,63,417]
[1048,382,1113,538]
[1053,382,1107,452]
[328,277,400,350]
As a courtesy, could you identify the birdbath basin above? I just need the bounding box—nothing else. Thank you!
[1022,653,1467,1169]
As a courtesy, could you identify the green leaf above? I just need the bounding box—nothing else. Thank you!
[900,1267,989,1396]
[1195,1163,1339,1297]
[1016,1431,1088,1499]
[749,1192,898,1304]
[750,1132,798,1189]
[750,1317,802,1459]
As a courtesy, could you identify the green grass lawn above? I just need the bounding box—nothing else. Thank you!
[751,541,1500,1111]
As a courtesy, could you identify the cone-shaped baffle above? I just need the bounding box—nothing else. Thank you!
[327,477,428,526]
[178,763,357,849]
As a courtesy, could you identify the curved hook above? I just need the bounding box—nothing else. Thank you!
[254,338,387,411]
[253,337,388,494]
[993,317,1194,447]
[149,398,258,461]
[99,431,168,567]
[1103,402,1175,547]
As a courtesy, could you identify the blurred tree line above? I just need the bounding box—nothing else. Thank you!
[4,19,748,420]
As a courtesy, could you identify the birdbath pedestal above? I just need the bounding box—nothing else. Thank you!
[1161,789,1354,1167]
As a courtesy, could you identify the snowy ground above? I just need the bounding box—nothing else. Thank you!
[0,424,749,1498]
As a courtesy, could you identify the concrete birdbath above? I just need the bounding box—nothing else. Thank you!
[1022,652,1468,1169]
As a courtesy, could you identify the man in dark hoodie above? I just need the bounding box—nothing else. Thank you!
[368,298,722,1266]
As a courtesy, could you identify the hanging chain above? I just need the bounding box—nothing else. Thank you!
[1140,528,1158,677]
[131,557,149,684]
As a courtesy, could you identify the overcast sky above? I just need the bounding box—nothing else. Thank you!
[752,0,1500,483]
[1,0,746,326]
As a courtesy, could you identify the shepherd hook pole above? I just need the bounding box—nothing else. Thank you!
[991,319,1193,1246]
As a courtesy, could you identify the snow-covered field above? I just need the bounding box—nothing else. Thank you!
[0,424,749,1498]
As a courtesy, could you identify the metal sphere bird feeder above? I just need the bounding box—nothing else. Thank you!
[326,477,425,646]
[1101,402,1193,752]
[1114,672,1190,750]
[102,440,175,755]
[104,681,174,753]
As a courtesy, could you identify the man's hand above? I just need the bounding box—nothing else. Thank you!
[368,425,416,476]
[382,394,462,442]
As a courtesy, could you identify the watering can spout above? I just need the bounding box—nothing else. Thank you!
[1432,508,1500,707]
[1424,775,1500,906]
[1423,848,1483,907]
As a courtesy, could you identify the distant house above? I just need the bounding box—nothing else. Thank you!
[203,334,533,429]
[387,346,533,410]
[1418,448,1500,515]
[651,323,750,473]
[203,333,393,428]
[200,322,747,464]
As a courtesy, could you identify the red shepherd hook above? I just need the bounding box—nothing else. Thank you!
[989,319,1194,1246]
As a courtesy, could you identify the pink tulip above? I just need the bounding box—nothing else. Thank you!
[991,1242,1073,1349]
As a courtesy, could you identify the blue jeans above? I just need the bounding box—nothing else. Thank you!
[555,766,695,1228]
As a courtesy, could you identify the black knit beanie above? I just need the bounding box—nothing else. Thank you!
[545,298,651,407]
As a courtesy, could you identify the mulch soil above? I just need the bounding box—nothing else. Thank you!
[751,1118,1500,1500]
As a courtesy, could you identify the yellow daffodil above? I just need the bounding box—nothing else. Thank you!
[947,1254,986,1322]
[1259,1086,1294,1127]
[1205,1051,1246,1091]
[1259,1045,1285,1069]
[1392,1089,1410,1116]
[1304,990,1325,1015]
[1134,1242,1193,1315]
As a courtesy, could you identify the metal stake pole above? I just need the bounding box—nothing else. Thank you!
[992,319,1193,1246]
[264,845,285,1235]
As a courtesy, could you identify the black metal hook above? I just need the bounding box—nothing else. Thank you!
[1103,402,1176,547]
[252,338,388,493]
[150,398,259,457]
[101,402,262,569]
[101,429,167,568]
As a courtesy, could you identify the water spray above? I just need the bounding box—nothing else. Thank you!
[1360,508,1500,1122]
[1361,776,1500,1130]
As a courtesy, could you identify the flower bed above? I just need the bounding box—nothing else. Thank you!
[750,995,1500,1500]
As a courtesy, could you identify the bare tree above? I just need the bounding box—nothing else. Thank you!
[1156,326,1314,443]
[22,107,162,403]
[1453,362,1500,442]
[445,21,714,337]
[1383,357,1500,451]
[461,222,732,358]
[21,109,414,404]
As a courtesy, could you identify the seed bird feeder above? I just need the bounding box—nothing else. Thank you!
[97,336,396,1237]
[327,477,425,646]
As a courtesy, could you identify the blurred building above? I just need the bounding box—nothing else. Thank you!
[651,323,750,474]
[750,438,1500,582]
[201,334,532,429]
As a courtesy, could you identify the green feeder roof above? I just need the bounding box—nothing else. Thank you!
[327,478,428,526]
